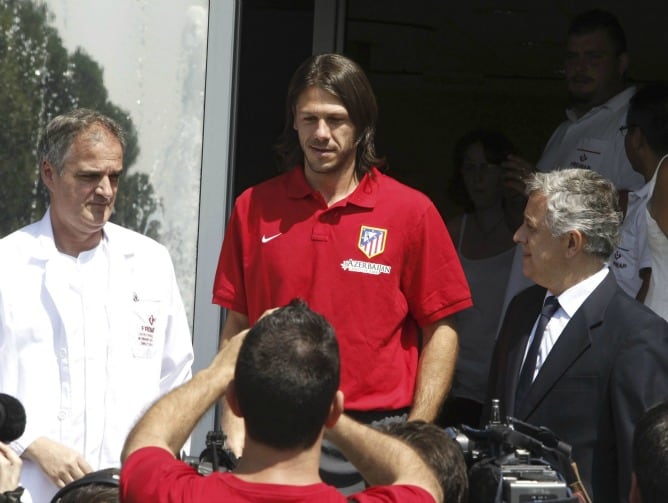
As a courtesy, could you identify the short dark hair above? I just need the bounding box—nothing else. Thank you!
[234,299,340,450]
[51,468,120,503]
[632,401,668,502]
[628,82,668,156]
[567,9,627,56]
[384,421,469,503]
[274,53,385,176]
[57,485,119,503]
[36,108,125,175]
[448,129,517,212]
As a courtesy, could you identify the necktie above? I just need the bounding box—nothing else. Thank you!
[515,296,560,413]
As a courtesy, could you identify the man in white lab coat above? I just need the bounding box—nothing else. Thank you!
[0,108,194,503]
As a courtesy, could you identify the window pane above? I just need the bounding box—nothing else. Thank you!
[0,0,208,325]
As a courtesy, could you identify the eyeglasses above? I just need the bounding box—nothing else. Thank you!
[619,125,637,136]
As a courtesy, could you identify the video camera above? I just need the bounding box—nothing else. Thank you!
[181,430,239,475]
[446,399,588,503]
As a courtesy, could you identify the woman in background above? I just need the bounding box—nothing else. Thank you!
[440,130,528,428]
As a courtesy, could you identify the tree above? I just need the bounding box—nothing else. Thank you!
[0,0,160,238]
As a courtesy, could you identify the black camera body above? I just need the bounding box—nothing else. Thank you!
[181,430,239,475]
[499,462,570,502]
[447,399,577,503]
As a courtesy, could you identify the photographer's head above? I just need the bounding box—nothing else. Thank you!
[384,421,468,503]
[228,299,341,450]
[50,468,120,503]
[631,401,668,503]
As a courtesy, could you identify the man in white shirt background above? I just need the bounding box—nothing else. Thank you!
[504,8,643,194]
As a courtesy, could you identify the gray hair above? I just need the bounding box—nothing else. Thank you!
[525,168,622,259]
[37,108,126,174]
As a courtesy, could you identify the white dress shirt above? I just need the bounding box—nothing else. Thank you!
[523,267,609,381]
[536,87,644,191]
[609,180,652,296]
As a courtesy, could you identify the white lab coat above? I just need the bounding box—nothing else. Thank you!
[0,210,194,503]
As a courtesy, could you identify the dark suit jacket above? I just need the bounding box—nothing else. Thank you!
[484,272,668,502]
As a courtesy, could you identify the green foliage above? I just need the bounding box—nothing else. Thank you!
[0,0,160,238]
[114,172,161,241]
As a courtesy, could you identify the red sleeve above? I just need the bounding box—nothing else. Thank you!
[350,484,435,502]
[402,203,472,326]
[212,202,248,314]
[120,447,201,503]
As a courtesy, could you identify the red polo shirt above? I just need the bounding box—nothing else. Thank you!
[213,167,471,410]
[120,447,435,502]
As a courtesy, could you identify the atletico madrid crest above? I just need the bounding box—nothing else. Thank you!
[358,226,387,259]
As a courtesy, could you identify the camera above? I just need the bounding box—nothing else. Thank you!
[181,430,239,475]
[447,399,581,503]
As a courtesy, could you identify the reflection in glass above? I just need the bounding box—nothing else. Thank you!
[0,0,208,325]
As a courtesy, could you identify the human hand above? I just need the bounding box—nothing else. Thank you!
[258,307,279,320]
[501,154,535,195]
[215,307,279,458]
[213,327,249,380]
[0,442,22,493]
[23,437,92,488]
[572,490,590,503]
[214,307,277,382]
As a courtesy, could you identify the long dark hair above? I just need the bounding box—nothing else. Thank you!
[274,53,385,176]
[448,129,517,212]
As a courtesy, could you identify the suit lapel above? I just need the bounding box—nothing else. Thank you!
[517,273,618,419]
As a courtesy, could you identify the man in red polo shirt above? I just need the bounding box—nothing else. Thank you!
[213,53,472,492]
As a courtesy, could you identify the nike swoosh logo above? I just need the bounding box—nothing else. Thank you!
[261,233,282,244]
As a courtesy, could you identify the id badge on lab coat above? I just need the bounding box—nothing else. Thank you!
[130,294,165,359]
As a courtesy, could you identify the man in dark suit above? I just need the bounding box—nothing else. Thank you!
[484,168,668,502]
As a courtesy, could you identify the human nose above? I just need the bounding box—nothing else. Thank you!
[96,176,113,199]
[575,55,590,71]
[314,119,331,140]
[567,54,591,73]
[473,165,485,183]
[513,224,525,244]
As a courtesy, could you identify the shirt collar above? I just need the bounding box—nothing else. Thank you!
[565,86,636,122]
[34,207,117,260]
[284,166,314,199]
[548,266,609,319]
[284,165,380,209]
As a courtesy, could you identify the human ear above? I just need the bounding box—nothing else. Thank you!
[41,160,57,191]
[225,380,243,418]
[324,390,344,428]
[565,230,584,257]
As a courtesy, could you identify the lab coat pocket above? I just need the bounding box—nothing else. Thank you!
[130,297,165,359]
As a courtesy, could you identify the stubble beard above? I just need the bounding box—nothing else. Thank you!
[303,149,356,178]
